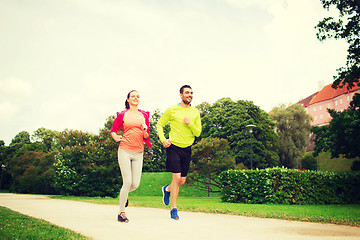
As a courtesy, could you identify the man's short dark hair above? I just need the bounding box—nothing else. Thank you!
[180,85,192,94]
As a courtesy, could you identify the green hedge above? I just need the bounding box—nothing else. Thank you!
[219,167,360,204]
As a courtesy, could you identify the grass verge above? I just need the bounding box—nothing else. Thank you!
[0,206,90,240]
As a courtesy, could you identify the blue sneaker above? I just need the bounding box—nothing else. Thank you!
[162,185,170,206]
[170,208,179,220]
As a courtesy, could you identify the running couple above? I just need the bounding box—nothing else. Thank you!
[110,85,202,222]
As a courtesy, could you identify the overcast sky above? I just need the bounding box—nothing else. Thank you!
[0,0,348,145]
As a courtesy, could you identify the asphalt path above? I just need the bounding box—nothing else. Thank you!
[1,193,360,240]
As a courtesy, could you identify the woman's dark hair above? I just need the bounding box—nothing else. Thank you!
[180,85,192,93]
[125,90,137,109]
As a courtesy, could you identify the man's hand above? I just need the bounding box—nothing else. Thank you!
[184,117,191,125]
[162,139,172,148]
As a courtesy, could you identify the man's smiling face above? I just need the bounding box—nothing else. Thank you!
[180,87,193,105]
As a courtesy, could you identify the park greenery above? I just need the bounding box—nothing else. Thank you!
[187,138,240,196]
[316,0,360,89]
[220,167,360,205]
[0,206,87,240]
[1,93,359,200]
[199,98,280,169]
[269,104,311,169]
[0,0,359,215]
[312,93,360,159]
[0,2,359,238]
[310,0,360,172]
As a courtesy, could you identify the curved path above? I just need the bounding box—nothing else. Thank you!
[1,193,359,240]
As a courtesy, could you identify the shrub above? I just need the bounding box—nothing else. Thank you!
[220,167,360,204]
[301,153,318,170]
[351,160,360,171]
[188,138,236,195]
[9,151,57,194]
[53,130,121,197]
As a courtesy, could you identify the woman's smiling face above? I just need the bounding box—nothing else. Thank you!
[127,91,140,106]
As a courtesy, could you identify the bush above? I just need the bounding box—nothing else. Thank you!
[188,138,236,195]
[8,151,57,194]
[53,130,121,197]
[351,160,360,171]
[301,153,318,170]
[219,167,360,204]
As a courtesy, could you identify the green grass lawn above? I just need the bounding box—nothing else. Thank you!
[316,152,359,172]
[0,206,90,240]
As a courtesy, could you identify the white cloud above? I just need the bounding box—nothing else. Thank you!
[0,101,20,123]
[261,0,348,107]
[0,77,33,98]
[223,0,285,9]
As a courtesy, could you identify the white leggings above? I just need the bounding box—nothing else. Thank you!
[118,148,143,212]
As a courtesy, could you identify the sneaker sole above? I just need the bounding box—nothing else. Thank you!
[118,220,129,223]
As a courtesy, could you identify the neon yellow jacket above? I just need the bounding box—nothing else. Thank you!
[156,104,202,148]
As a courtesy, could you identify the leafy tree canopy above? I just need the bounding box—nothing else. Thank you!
[312,93,360,158]
[316,0,360,89]
[200,98,279,169]
[269,104,311,168]
[32,127,60,152]
[10,131,31,146]
[188,138,237,195]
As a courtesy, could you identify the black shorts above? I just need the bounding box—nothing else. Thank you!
[166,144,192,177]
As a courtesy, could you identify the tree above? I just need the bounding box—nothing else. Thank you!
[53,129,121,197]
[201,98,279,169]
[269,104,312,168]
[301,153,318,171]
[0,140,11,189]
[143,109,168,172]
[196,101,211,118]
[8,151,58,194]
[315,0,360,89]
[9,131,45,157]
[188,138,236,196]
[312,93,360,158]
[32,127,60,152]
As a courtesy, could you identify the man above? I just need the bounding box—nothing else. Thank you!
[156,85,202,220]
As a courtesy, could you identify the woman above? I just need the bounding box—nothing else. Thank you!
[110,90,152,222]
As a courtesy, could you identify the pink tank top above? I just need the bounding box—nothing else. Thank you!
[119,112,146,152]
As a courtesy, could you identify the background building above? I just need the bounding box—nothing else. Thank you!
[298,82,360,127]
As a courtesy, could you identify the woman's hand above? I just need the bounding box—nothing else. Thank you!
[142,124,149,139]
[111,132,122,142]
[113,134,122,142]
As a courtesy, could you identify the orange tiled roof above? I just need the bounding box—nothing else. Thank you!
[297,92,318,107]
[309,82,360,105]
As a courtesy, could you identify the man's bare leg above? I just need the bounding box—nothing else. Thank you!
[169,173,186,209]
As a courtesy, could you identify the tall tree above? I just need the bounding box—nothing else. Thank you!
[312,93,360,158]
[201,98,279,169]
[269,104,312,168]
[196,101,211,118]
[32,127,60,152]
[188,138,236,196]
[315,0,360,89]
[10,131,31,146]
